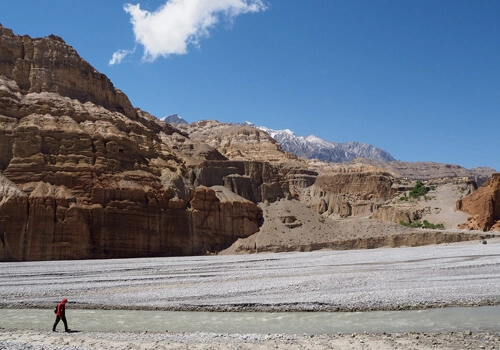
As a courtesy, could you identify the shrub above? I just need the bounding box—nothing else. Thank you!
[409,180,429,198]
[400,220,422,228]
[400,220,445,229]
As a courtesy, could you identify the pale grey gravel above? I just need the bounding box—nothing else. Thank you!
[1,240,499,312]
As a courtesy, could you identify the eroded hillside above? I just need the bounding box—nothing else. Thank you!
[0,24,497,261]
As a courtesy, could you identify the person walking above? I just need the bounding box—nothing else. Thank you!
[52,298,70,332]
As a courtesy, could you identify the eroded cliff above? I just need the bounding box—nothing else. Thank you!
[457,173,500,231]
[1,24,494,261]
[0,25,267,261]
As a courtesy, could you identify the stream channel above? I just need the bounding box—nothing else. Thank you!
[2,306,499,334]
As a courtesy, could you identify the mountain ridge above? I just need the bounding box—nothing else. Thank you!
[242,121,396,163]
[164,117,497,180]
[161,114,188,124]
[2,23,497,262]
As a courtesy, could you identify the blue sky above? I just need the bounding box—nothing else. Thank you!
[1,1,498,170]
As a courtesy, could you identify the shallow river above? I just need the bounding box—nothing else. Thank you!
[2,306,499,334]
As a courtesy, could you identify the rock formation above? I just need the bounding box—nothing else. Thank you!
[457,173,500,231]
[245,122,396,162]
[1,24,494,261]
[306,172,395,218]
[0,25,136,119]
[175,120,301,163]
[0,25,266,261]
[355,159,496,187]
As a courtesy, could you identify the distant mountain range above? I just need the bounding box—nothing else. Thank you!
[243,122,396,163]
[163,116,395,163]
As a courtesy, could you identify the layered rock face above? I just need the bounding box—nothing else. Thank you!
[357,159,496,187]
[457,173,500,231]
[0,25,265,261]
[176,120,300,163]
[306,172,395,218]
[0,25,136,118]
[1,24,492,261]
[191,186,262,253]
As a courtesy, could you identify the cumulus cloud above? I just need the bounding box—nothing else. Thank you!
[121,0,267,62]
[109,48,135,65]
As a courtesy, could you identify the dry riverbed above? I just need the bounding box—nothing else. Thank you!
[1,239,499,349]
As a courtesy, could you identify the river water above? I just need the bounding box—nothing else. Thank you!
[2,306,499,334]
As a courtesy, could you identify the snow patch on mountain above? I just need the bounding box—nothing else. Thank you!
[161,114,188,124]
[243,122,395,163]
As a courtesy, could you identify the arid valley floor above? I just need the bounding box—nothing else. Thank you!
[1,238,499,349]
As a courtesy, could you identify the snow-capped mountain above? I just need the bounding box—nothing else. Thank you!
[161,114,188,124]
[244,122,396,163]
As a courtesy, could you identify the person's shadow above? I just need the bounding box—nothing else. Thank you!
[65,330,81,333]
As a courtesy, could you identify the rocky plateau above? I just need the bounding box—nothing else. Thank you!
[0,24,498,261]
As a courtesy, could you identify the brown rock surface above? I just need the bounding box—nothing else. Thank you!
[371,179,473,229]
[0,24,136,119]
[176,120,300,163]
[0,26,263,261]
[1,24,494,261]
[457,173,500,231]
[223,199,488,254]
[352,159,496,187]
[191,186,263,253]
[306,172,395,218]
[0,173,28,261]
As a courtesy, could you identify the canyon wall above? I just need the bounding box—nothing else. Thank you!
[0,25,269,261]
[1,24,493,261]
[307,172,395,218]
[457,173,500,231]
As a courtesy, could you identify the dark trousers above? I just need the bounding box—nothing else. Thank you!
[53,316,69,331]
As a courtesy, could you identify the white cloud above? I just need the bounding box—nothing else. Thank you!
[122,0,267,62]
[109,48,134,65]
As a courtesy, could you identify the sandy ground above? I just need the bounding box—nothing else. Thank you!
[223,184,495,254]
[417,182,471,228]
[1,240,499,349]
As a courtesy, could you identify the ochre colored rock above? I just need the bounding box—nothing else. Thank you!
[307,172,395,217]
[176,120,299,163]
[2,24,490,261]
[370,206,423,225]
[0,25,264,261]
[457,173,500,231]
[190,186,263,253]
[0,25,136,119]
[0,173,28,261]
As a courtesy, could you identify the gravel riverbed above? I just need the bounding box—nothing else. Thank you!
[1,239,499,349]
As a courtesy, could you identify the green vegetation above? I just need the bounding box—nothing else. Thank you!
[399,181,431,201]
[399,192,408,201]
[409,180,429,198]
[400,220,445,229]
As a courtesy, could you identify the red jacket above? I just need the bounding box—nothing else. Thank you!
[56,298,67,317]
